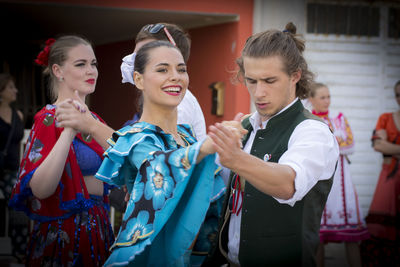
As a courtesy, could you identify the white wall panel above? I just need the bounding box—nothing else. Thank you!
[254,0,400,217]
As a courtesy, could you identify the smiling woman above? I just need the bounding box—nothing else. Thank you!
[133,41,188,116]
[94,41,227,266]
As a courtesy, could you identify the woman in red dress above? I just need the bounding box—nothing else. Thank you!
[9,36,114,266]
[361,80,400,266]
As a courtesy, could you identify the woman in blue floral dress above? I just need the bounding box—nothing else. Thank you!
[95,40,228,266]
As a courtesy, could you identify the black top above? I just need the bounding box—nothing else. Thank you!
[0,109,24,171]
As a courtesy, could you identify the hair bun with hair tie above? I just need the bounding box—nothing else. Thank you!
[284,22,297,35]
[34,38,56,66]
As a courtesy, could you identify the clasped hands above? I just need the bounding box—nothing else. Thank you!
[208,113,248,169]
[55,90,93,135]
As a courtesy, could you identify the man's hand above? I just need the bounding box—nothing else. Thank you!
[220,113,248,148]
[208,113,247,169]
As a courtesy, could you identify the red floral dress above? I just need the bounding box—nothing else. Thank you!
[9,105,114,266]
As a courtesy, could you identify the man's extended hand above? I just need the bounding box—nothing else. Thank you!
[209,112,248,169]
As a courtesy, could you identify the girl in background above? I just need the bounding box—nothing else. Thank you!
[309,82,369,267]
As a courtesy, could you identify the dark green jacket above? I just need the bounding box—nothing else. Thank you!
[204,100,334,267]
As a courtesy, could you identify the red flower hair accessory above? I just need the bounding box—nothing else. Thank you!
[34,38,56,66]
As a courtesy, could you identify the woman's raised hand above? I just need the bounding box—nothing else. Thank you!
[55,90,94,134]
[220,113,248,146]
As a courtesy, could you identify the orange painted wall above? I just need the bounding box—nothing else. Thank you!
[189,22,248,127]
[33,0,252,14]
[27,0,253,129]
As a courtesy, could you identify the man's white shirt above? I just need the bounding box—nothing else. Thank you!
[221,98,339,264]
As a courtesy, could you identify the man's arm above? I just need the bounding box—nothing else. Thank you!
[209,122,296,200]
[209,119,339,203]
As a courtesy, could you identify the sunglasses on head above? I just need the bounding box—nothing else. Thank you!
[143,23,177,46]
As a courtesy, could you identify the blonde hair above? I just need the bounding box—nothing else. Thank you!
[41,35,92,101]
[309,82,328,98]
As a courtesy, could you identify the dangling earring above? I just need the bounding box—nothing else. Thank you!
[58,77,64,82]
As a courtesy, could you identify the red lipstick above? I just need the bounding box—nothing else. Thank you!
[86,79,95,85]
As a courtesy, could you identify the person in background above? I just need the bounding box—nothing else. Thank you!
[0,73,28,261]
[360,80,400,266]
[95,40,230,266]
[121,22,207,141]
[204,22,339,267]
[0,73,24,192]
[309,82,369,267]
[9,35,114,266]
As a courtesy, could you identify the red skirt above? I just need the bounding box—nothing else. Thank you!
[366,163,400,240]
[25,195,114,266]
[360,163,400,266]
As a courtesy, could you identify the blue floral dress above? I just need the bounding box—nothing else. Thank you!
[95,122,225,266]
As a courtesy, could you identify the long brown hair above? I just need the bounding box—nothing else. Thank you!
[236,22,314,99]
